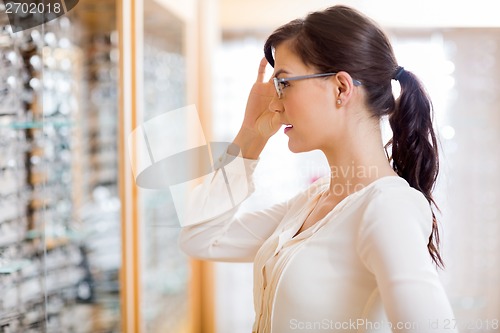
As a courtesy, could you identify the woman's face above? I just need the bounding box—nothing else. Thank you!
[269,41,343,154]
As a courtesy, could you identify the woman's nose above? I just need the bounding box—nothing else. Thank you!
[268,95,284,113]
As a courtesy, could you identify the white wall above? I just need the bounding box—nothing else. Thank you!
[220,0,500,30]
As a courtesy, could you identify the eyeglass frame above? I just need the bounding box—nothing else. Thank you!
[273,72,362,99]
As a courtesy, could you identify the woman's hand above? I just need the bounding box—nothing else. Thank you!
[232,58,282,159]
[241,57,282,140]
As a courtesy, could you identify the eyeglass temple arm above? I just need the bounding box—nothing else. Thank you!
[277,72,362,86]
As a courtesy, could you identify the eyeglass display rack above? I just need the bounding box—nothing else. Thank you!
[0,6,120,333]
[76,27,121,333]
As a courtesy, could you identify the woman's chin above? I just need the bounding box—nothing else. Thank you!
[287,141,307,153]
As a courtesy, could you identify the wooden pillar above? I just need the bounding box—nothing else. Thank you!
[117,0,143,331]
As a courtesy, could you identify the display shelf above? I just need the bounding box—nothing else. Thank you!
[0,5,121,331]
[0,259,30,274]
[1,120,74,130]
[0,311,21,332]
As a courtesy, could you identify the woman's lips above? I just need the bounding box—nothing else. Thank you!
[284,124,293,134]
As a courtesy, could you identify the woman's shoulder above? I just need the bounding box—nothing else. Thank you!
[367,176,430,208]
[355,177,437,277]
[303,175,432,219]
[360,176,433,228]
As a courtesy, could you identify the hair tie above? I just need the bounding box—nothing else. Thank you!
[393,66,405,81]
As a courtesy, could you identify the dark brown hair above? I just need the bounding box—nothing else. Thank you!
[264,5,443,268]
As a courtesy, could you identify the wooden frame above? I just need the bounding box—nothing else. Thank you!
[118,0,142,331]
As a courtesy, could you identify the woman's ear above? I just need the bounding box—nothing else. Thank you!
[333,71,356,106]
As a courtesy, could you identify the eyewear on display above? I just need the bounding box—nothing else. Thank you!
[1,13,125,330]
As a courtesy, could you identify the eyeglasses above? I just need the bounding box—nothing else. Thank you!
[273,72,362,99]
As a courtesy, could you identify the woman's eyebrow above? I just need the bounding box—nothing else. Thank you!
[274,69,290,78]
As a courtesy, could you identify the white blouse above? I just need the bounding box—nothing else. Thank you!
[178,154,457,333]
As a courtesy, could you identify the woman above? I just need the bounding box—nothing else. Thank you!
[179,5,456,333]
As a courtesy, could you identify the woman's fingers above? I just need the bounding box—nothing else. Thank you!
[256,57,268,82]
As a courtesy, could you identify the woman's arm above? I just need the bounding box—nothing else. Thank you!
[178,153,303,262]
[357,188,457,332]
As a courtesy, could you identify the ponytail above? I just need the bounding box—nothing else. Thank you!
[386,68,443,268]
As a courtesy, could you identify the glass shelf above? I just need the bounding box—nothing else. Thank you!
[0,259,31,274]
[2,120,74,129]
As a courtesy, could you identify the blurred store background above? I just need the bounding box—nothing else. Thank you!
[0,0,499,332]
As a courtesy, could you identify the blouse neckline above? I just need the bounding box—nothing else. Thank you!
[290,175,406,240]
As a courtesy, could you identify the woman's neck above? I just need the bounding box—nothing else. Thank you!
[322,123,397,198]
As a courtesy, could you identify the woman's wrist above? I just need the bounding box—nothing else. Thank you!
[232,127,268,160]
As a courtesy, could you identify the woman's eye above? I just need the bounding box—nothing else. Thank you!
[280,81,290,89]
